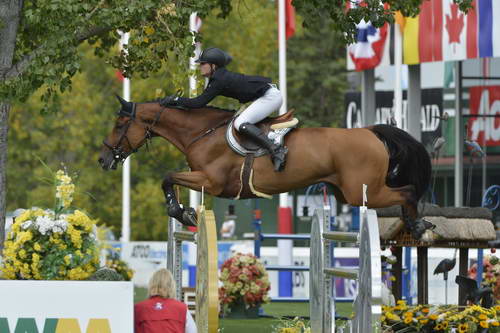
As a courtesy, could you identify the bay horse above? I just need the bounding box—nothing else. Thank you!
[99,96,433,239]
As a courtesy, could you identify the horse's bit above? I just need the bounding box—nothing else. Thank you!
[103,103,164,164]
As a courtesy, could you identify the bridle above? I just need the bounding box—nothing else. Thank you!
[103,103,165,165]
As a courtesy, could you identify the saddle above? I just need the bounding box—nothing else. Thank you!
[226,110,298,157]
[228,110,298,200]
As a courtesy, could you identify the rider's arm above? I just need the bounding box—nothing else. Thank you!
[175,78,224,108]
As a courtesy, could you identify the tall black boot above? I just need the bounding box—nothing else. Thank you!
[239,122,288,171]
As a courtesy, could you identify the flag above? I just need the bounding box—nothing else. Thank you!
[285,0,295,39]
[347,20,389,71]
[401,0,443,64]
[402,0,500,65]
[346,1,390,71]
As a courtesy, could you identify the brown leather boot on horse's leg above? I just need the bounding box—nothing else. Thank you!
[238,122,288,172]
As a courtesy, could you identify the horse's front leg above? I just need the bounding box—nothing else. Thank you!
[161,171,222,226]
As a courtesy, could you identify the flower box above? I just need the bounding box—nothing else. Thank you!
[0,280,133,333]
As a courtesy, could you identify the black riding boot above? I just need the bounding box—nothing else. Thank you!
[239,122,288,172]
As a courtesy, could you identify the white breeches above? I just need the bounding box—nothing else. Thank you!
[234,85,283,130]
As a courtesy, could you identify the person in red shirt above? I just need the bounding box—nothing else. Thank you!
[135,268,197,333]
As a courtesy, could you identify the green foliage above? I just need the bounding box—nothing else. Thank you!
[1,0,232,110]
[87,267,124,281]
[292,0,474,44]
[287,17,347,127]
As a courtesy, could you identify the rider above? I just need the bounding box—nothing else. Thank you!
[159,47,288,172]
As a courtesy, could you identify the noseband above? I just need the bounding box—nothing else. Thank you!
[103,103,165,164]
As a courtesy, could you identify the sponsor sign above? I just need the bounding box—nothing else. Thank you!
[344,89,443,146]
[467,86,500,146]
[0,280,133,332]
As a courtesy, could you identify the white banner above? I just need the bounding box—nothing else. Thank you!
[0,280,133,333]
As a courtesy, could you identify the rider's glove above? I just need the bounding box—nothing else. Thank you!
[160,95,178,107]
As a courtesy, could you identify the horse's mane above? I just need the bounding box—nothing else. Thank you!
[144,99,236,114]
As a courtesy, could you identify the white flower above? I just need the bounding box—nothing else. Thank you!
[34,215,56,235]
[53,218,68,233]
[21,220,33,230]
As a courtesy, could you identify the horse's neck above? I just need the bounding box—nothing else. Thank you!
[154,106,232,153]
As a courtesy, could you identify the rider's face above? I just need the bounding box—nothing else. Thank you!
[200,62,214,77]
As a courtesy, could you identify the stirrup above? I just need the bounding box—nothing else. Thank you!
[271,146,288,172]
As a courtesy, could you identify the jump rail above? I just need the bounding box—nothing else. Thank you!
[310,207,382,333]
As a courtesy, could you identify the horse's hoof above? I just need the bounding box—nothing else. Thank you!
[182,207,198,227]
[410,218,435,240]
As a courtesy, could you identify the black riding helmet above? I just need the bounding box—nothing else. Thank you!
[195,47,232,67]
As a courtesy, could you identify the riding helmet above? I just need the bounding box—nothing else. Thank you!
[195,47,232,67]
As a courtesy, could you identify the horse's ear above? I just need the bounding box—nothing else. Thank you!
[115,94,133,113]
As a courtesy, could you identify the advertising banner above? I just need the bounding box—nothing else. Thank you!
[467,85,500,146]
[0,280,133,333]
[344,88,443,147]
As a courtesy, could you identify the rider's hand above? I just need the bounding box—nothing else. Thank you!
[160,95,178,107]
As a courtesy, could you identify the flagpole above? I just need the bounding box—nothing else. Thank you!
[120,32,131,243]
[394,23,403,129]
[189,13,201,212]
[278,0,292,299]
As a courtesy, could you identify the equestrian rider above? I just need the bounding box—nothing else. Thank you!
[159,47,288,172]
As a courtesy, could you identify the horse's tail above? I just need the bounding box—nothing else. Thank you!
[370,124,431,200]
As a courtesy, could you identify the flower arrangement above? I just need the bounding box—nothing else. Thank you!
[105,250,134,281]
[273,317,311,333]
[219,253,270,310]
[468,254,500,300]
[382,300,500,332]
[1,169,100,280]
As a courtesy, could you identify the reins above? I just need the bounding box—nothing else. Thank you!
[187,118,232,148]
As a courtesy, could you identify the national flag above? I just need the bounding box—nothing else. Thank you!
[402,0,443,64]
[346,1,390,71]
[402,0,500,65]
[285,0,295,39]
[347,20,389,71]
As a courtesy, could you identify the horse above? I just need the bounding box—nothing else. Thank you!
[99,96,433,239]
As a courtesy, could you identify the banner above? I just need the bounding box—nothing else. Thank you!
[344,89,443,147]
[0,280,133,333]
[467,85,500,146]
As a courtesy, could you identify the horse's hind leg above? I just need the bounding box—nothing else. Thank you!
[370,185,435,240]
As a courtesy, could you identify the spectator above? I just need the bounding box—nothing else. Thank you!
[135,268,197,333]
[220,204,237,239]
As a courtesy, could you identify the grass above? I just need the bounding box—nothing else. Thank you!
[134,286,353,332]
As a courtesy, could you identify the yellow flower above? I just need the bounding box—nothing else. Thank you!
[429,314,438,320]
[144,26,155,35]
[458,323,468,333]
[34,243,42,252]
[492,321,500,327]
[480,321,489,328]
[479,313,488,320]
[404,317,412,324]
[421,307,430,313]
